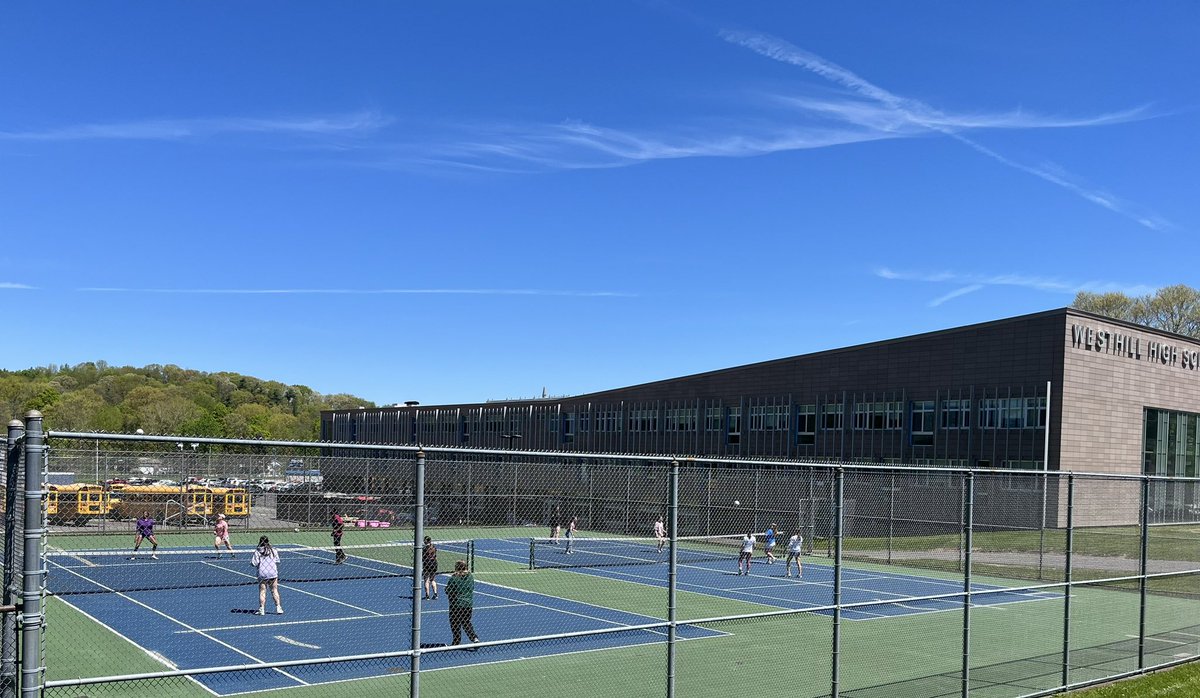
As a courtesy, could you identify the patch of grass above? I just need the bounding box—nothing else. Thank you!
[1067,660,1200,696]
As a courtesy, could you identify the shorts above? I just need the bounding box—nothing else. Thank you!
[786,551,801,560]
[215,535,229,546]
[765,542,776,550]
[258,577,278,585]
[738,551,752,562]
[422,563,438,579]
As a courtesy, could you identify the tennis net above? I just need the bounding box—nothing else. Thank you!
[528,535,745,570]
[47,539,474,596]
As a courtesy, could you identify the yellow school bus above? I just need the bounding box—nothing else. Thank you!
[210,486,250,519]
[109,485,214,523]
[47,483,107,525]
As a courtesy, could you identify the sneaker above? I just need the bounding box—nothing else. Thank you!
[275,609,284,615]
[433,593,438,599]
[256,609,265,616]
[151,555,158,560]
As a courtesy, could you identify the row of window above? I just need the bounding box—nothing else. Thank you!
[391,397,1048,442]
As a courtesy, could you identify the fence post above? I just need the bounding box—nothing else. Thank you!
[830,467,844,698]
[1061,473,1075,689]
[667,459,679,698]
[2,420,23,698]
[20,412,44,698]
[887,470,895,566]
[1137,476,1150,669]
[961,471,974,698]
[411,450,426,698]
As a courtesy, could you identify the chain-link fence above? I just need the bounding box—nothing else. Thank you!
[15,430,1200,698]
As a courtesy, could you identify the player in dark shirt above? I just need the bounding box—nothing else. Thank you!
[132,512,159,559]
[331,510,346,564]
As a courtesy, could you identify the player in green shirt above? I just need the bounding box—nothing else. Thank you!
[445,559,480,648]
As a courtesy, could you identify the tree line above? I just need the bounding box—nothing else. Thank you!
[0,362,375,440]
[1073,284,1200,339]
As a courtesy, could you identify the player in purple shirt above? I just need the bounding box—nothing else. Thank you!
[132,512,159,559]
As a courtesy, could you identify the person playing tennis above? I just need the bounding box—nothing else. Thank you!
[131,512,159,560]
[785,530,804,578]
[764,523,778,565]
[737,532,755,575]
[654,515,667,553]
[330,510,346,564]
[445,559,480,648]
[565,516,578,555]
[251,535,283,615]
[213,513,234,559]
[422,535,439,601]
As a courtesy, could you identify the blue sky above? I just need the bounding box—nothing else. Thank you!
[2,2,1197,405]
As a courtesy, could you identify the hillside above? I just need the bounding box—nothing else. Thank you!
[0,362,374,440]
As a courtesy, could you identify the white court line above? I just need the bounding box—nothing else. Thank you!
[48,595,220,697]
[199,561,384,617]
[177,603,530,634]
[478,539,1056,621]
[47,558,310,687]
[1128,634,1192,646]
[1169,631,1200,639]
[218,625,729,697]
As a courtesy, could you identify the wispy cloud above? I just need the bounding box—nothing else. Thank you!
[0,110,391,142]
[720,29,1168,230]
[928,285,985,307]
[876,267,1160,305]
[0,282,35,290]
[78,287,634,297]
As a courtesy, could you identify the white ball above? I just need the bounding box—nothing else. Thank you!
[294,527,301,533]
[733,500,741,506]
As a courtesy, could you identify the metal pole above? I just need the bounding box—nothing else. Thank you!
[831,468,844,698]
[667,459,679,698]
[887,471,895,566]
[2,420,23,698]
[1039,381,1052,580]
[1061,474,1075,689]
[961,471,974,698]
[21,411,45,698]
[410,450,426,698]
[1137,476,1150,669]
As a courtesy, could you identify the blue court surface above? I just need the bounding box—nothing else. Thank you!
[478,537,1058,621]
[46,543,722,695]
[46,538,1054,695]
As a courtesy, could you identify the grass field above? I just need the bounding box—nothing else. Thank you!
[40,525,1200,698]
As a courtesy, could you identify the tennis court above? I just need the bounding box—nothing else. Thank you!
[477,536,1058,620]
[46,541,723,695]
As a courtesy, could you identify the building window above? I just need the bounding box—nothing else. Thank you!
[749,405,788,431]
[796,405,816,445]
[940,399,971,429]
[728,407,742,445]
[853,401,904,430]
[596,410,622,433]
[579,412,590,433]
[980,397,1045,429]
[563,413,575,436]
[664,408,697,432]
[704,407,723,432]
[628,409,658,433]
[911,400,935,446]
[821,403,843,430]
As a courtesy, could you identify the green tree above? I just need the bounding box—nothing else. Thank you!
[1073,284,1200,339]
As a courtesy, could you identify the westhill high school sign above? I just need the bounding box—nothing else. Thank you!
[1070,324,1200,371]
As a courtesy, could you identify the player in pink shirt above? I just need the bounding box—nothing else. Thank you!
[213,513,234,558]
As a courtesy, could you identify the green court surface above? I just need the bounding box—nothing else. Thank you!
[41,526,1200,698]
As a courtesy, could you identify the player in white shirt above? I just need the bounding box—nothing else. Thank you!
[654,516,666,553]
[785,530,804,578]
[737,533,755,575]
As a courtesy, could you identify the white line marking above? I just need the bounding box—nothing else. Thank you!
[198,561,384,616]
[47,558,311,687]
[1128,634,1190,646]
[274,636,321,650]
[176,603,529,634]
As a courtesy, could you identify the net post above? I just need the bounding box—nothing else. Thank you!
[528,539,535,570]
[410,449,425,698]
[887,470,894,566]
[1061,473,1075,688]
[830,467,844,698]
[960,471,974,698]
[20,412,44,698]
[666,458,679,698]
[1137,475,1150,669]
[2,420,23,698]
